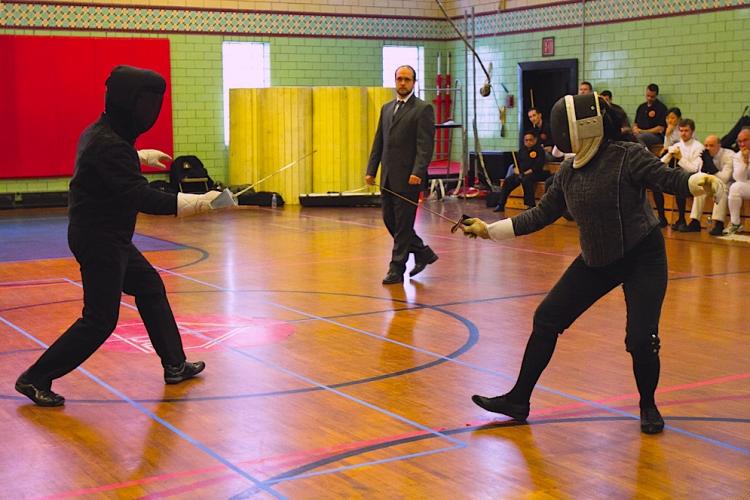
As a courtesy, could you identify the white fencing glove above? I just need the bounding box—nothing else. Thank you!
[138,149,172,168]
[688,172,722,198]
[461,217,516,241]
[177,190,222,217]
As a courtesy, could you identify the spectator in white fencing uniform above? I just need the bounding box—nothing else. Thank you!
[724,127,750,235]
[661,118,704,231]
[699,135,736,235]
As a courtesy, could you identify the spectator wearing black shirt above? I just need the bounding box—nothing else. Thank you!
[633,83,668,148]
[494,131,548,212]
[600,90,631,132]
[528,107,553,156]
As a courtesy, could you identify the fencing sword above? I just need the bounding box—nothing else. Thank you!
[234,150,316,197]
[379,185,472,233]
[211,150,317,208]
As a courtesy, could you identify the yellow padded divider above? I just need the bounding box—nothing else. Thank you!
[229,87,313,205]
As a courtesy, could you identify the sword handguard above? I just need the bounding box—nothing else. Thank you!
[450,214,473,233]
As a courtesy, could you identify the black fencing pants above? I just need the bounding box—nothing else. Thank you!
[25,227,186,389]
[507,228,667,405]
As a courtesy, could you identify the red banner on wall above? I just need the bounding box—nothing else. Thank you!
[0,36,173,179]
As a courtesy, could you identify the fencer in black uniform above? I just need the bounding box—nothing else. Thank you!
[461,93,722,434]
[15,66,224,407]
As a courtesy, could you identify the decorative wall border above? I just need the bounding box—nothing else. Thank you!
[1,0,748,40]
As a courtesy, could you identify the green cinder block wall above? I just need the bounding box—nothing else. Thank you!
[1,5,748,195]
[459,7,750,152]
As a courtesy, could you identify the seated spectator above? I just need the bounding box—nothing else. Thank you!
[494,131,548,212]
[724,127,750,234]
[633,83,668,148]
[693,134,736,235]
[660,107,682,156]
[646,107,682,227]
[578,81,593,95]
[600,90,631,133]
[661,118,704,231]
[527,107,553,159]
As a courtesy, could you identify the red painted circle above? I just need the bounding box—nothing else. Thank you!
[103,314,295,353]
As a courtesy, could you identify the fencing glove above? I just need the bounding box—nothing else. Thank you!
[688,172,722,198]
[138,149,171,168]
[461,218,515,241]
[177,190,222,217]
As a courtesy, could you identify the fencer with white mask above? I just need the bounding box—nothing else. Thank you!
[460,93,721,434]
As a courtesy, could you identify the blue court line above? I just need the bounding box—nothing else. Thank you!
[0,313,285,500]
[153,267,750,459]
[261,414,750,487]
[59,279,468,468]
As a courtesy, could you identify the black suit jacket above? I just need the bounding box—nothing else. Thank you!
[366,95,435,193]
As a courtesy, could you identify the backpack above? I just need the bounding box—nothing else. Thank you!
[169,155,215,193]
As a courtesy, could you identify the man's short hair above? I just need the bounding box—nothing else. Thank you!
[580,81,593,90]
[527,107,541,115]
[679,118,695,131]
[647,83,659,94]
[523,130,538,138]
[394,65,417,81]
[600,90,612,98]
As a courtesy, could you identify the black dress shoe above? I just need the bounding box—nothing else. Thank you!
[671,220,686,231]
[409,252,439,277]
[709,221,724,236]
[164,361,206,384]
[658,216,669,228]
[381,270,403,285]
[471,394,530,421]
[15,373,65,407]
[640,406,665,434]
[493,204,505,213]
[679,219,701,232]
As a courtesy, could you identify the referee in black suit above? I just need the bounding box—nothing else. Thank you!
[365,65,437,284]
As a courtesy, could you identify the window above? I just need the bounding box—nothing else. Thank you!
[222,42,270,145]
[382,45,424,99]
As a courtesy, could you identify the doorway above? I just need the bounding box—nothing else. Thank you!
[517,59,578,148]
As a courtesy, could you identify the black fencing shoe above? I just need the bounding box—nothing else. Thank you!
[640,406,665,434]
[164,361,206,384]
[410,251,439,277]
[15,374,64,407]
[471,394,530,421]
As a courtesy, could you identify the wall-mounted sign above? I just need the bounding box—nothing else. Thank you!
[542,37,555,57]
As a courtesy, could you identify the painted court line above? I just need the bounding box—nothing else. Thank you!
[154,266,750,459]
[0,313,286,500]
[58,278,468,480]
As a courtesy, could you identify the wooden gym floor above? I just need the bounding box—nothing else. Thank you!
[0,201,748,499]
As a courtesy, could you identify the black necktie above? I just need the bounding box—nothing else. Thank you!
[394,100,405,115]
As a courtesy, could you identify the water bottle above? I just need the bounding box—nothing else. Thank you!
[271,193,278,208]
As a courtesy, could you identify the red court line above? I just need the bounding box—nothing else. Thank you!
[41,371,750,498]
[0,278,70,288]
[525,372,750,417]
